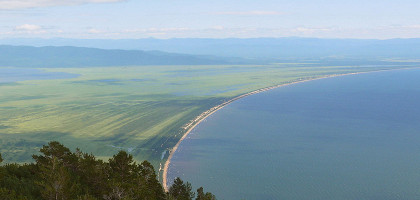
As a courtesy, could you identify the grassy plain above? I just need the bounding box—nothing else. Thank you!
[0,63,413,174]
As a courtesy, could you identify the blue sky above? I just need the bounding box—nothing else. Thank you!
[0,0,419,39]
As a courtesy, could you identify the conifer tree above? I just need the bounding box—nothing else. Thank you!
[168,177,195,200]
[32,141,80,199]
[0,141,215,200]
[196,187,216,200]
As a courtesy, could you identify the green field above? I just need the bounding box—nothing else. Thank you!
[0,63,414,178]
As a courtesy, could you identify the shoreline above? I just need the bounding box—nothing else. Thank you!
[161,67,419,191]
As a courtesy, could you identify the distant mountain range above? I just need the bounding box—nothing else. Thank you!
[1,37,420,60]
[1,38,420,68]
[0,45,239,68]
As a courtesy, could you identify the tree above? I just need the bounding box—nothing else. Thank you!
[104,151,140,199]
[77,194,97,200]
[36,156,79,200]
[0,187,28,200]
[138,161,165,200]
[196,187,216,200]
[0,163,40,198]
[0,153,3,163]
[32,141,78,172]
[108,151,139,183]
[75,151,108,198]
[33,141,80,200]
[0,141,215,200]
[168,177,195,200]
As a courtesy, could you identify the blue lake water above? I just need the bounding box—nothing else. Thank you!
[168,68,420,200]
[0,68,79,83]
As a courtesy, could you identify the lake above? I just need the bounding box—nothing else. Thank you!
[167,68,420,200]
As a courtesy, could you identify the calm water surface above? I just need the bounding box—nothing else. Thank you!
[168,68,420,200]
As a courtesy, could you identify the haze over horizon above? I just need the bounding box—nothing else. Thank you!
[1,0,419,39]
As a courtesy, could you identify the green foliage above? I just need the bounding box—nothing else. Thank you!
[168,177,195,200]
[77,194,98,200]
[108,151,138,183]
[0,141,212,200]
[138,161,166,199]
[0,163,40,199]
[32,141,78,169]
[75,151,108,198]
[36,157,79,200]
[0,187,29,200]
[196,187,216,200]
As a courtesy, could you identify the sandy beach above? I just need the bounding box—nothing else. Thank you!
[161,67,419,191]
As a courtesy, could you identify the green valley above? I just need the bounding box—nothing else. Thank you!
[1,62,414,179]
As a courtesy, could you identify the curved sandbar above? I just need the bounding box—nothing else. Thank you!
[162,67,419,191]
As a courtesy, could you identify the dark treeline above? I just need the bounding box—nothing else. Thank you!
[0,141,215,200]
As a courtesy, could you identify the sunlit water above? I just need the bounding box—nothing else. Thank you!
[168,68,420,200]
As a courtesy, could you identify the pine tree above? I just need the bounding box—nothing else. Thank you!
[33,141,80,200]
[75,149,108,198]
[0,141,216,200]
[137,161,166,200]
[196,187,216,200]
[36,156,79,200]
[0,187,28,200]
[168,177,195,200]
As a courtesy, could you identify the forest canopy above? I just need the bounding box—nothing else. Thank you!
[0,141,215,200]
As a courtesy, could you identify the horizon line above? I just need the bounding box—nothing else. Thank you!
[1,36,420,41]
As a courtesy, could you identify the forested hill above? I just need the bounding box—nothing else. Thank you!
[0,45,237,68]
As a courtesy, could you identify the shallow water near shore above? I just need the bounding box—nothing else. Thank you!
[168,68,420,200]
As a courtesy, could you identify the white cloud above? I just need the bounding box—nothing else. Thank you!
[13,24,48,34]
[292,27,335,34]
[122,27,191,34]
[87,28,103,34]
[211,26,225,30]
[3,25,419,39]
[387,25,420,29]
[213,11,284,16]
[0,0,126,9]
[15,24,42,31]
